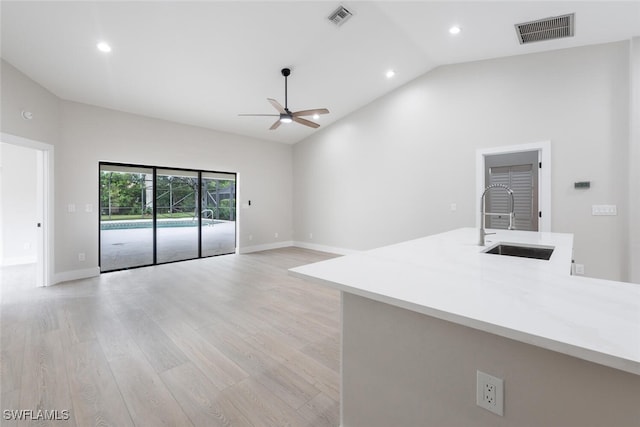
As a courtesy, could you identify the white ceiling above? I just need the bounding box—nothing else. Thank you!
[1,1,639,144]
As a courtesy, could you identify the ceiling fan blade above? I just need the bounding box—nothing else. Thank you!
[269,119,282,130]
[292,108,329,117]
[238,114,279,117]
[292,116,320,129]
[267,98,286,114]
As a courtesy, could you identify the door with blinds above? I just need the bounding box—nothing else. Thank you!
[487,163,538,231]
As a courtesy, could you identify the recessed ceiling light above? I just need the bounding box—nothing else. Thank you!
[449,26,461,35]
[385,70,395,79]
[313,114,320,120]
[96,41,112,53]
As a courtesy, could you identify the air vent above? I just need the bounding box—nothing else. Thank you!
[328,5,353,27]
[515,13,574,44]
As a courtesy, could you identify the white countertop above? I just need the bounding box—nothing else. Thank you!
[289,228,640,375]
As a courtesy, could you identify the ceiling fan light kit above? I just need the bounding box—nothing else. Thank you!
[240,68,329,130]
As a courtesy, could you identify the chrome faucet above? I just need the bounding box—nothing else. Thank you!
[479,184,515,246]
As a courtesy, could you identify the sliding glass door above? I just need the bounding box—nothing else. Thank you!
[201,172,236,257]
[99,164,154,271]
[156,169,200,263]
[99,163,236,272]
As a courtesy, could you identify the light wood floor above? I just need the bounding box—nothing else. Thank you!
[0,248,341,427]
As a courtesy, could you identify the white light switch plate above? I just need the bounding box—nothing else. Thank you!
[592,205,617,216]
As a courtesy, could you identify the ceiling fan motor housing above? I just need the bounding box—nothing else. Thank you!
[279,113,293,123]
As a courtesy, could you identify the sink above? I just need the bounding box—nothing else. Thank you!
[483,243,554,260]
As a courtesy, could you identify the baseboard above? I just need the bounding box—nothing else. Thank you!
[1,255,37,266]
[292,241,359,256]
[53,267,100,285]
[239,240,358,256]
[239,240,295,254]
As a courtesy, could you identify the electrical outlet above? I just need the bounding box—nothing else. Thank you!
[274,232,279,238]
[477,370,504,416]
[78,252,86,262]
[484,383,496,405]
[575,263,585,275]
[309,233,313,239]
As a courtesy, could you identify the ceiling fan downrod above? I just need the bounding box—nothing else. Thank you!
[282,68,291,111]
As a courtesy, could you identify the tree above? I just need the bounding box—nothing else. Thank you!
[100,171,147,218]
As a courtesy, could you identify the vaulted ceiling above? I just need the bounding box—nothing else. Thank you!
[2,1,638,144]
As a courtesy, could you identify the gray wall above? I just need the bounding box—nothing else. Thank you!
[343,292,640,427]
[293,41,633,282]
[1,60,293,280]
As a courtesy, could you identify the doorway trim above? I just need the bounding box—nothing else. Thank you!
[476,141,551,232]
[1,132,54,286]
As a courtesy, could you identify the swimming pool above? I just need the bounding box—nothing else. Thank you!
[100,218,224,230]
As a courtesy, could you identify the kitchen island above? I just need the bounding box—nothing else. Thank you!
[290,228,640,427]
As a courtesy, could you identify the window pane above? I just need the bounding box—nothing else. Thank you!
[201,172,236,256]
[156,169,199,263]
[100,165,154,271]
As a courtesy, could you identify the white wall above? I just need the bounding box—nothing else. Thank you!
[1,60,58,281]
[2,41,635,283]
[56,101,293,276]
[0,143,38,265]
[0,60,60,145]
[629,37,640,283]
[1,59,293,282]
[293,41,631,282]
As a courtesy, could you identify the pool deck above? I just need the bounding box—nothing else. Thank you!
[100,220,236,271]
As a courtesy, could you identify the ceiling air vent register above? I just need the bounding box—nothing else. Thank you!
[328,5,353,27]
[515,13,575,44]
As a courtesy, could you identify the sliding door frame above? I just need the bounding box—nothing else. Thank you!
[99,161,237,273]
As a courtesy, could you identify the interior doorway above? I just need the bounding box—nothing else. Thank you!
[0,133,54,287]
[476,141,551,232]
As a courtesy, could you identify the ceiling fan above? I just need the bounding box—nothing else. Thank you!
[239,68,329,130]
